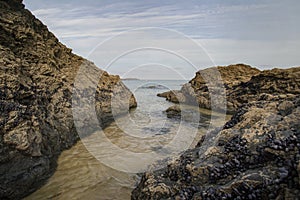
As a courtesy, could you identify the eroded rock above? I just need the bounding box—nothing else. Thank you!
[159,64,300,116]
[0,0,136,199]
[158,64,260,113]
[133,95,300,199]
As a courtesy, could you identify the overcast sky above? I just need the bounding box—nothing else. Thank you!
[24,0,300,80]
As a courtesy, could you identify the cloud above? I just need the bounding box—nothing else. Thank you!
[30,5,208,39]
[32,8,62,16]
[198,38,300,69]
[23,0,300,79]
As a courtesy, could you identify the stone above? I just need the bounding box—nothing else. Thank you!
[0,0,137,199]
[158,90,186,103]
[132,68,300,199]
[165,105,181,118]
[159,64,300,115]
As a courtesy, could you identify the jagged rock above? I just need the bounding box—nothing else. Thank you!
[133,67,300,199]
[132,94,300,200]
[0,0,136,199]
[159,64,300,115]
[227,67,300,112]
[158,64,260,113]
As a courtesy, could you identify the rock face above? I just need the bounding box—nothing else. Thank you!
[133,67,300,199]
[159,64,300,114]
[0,0,136,199]
[132,94,300,200]
[158,64,261,113]
[161,65,300,115]
[227,67,300,112]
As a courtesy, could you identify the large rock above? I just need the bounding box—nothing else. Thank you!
[133,66,300,199]
[227,67,300,112]
[158,64,260,113]
[0,0,136,199]
[159,64,300,115]
[132,94,300,200]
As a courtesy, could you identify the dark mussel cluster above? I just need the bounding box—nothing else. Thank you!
[171,128,300,199]
[197,130,300,199]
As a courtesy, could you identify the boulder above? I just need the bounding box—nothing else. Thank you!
[157,90,186,103]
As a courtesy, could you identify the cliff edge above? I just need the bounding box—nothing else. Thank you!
[0,0,136,199]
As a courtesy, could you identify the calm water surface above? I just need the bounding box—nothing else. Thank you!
[26,80,228,200]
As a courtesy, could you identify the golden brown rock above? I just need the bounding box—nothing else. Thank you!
[0,0,136,199]
[132,94,300,200]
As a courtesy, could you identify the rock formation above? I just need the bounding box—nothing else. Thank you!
[162,65,300,117]
[132,94,300,200]
[0,0,136,199]
[133,66,300,199]
[227,67,300,112]
[158,64,261,114]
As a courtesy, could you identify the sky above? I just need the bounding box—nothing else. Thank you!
[23,0,300,80]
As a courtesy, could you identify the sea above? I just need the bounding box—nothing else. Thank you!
[25,80,228,200]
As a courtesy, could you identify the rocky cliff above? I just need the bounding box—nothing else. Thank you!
[159,64,300,115]
[0,0,136,199]
[133,91,300,200]
[158,64,261,114]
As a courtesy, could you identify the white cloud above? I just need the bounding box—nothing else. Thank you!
[32,8,62,16]
[198,39,300,69]
[24,0,300,79]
